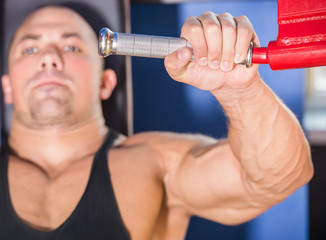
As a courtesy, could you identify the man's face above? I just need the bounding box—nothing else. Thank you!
[4,6,106,128]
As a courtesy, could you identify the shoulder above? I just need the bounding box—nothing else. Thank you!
[115,131,219,170]
[122,131,217,150]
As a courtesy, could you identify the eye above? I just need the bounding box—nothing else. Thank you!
[63,45,81,53]
[23,47,38,55]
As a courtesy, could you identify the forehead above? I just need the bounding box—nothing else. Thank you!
[13,6,96,42]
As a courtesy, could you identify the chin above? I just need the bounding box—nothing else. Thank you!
[29,98,75,127]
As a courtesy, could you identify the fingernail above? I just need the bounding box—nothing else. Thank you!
[198,57,208,66]
[210,60,220,69]
[234,53,241,63]
[221,61,231,72]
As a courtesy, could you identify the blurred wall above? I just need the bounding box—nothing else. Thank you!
[131,1,308,240]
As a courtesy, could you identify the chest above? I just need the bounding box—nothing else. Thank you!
[7,151,166,238]
[7,155,94,231]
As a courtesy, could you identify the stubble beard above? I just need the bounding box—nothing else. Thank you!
[26,85,76,128]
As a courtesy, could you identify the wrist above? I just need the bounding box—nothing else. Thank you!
[211,72,274,118]
[211,71,261,100]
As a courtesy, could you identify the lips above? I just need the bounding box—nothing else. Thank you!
[34,79,67,89]
[29,70,72,90]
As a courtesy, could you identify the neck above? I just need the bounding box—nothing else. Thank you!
[8,116,108,176]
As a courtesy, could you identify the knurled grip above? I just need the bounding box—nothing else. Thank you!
[116,33,193,59]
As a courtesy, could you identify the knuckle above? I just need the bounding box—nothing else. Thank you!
[182,17,203,36]
[202,11,215,18]
[189,24,203,35]
[218,13,237,31]
[236,15,249,22]
[219,12,233,19]
[185,16,196,23]
[205,21,220,35]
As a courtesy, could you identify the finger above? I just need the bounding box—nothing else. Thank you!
[164,47,192,82]
[181,16,208,66]
[197,11,222,70]
[217,13,237,72]
[234,15,259,64]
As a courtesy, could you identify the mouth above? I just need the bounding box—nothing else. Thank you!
[34,80,67,89]
[30,70,72,90]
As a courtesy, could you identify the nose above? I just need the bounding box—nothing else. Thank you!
[38,46,64,71]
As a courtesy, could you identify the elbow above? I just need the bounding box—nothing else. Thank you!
[299,142,314,186]
[282,146,314,200]
[302,154,314,185]
[281,140,314,194]
[278,147,314,203]
[248,151,314,207]
[307,164,314,182]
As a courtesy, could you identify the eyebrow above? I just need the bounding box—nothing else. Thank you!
[17,34,41,44]
[62,32,82,39]
[16,32,82,45]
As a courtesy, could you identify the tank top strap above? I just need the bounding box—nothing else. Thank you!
[91,128,119,168]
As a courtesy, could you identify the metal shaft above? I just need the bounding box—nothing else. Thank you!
[99,28,253,68]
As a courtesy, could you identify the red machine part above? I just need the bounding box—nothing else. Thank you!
[251,0,326,70]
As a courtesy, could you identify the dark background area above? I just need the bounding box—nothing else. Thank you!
[310,145,326,240]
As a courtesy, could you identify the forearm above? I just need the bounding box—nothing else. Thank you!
[212,73,313,204]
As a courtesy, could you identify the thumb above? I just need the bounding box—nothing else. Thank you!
[164,47,192,82]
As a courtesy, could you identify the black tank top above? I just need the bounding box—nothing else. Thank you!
[0,130,130,240]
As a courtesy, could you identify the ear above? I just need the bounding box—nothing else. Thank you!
[100,69,117,100]
[1,74,13,104]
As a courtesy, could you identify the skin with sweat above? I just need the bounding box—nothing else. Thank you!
[1,6,313,240]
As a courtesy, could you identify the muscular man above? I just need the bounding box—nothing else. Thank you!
[0,5,313,240]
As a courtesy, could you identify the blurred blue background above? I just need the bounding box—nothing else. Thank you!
[131,1,308,240]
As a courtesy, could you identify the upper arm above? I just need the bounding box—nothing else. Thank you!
[161,134,272,225]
